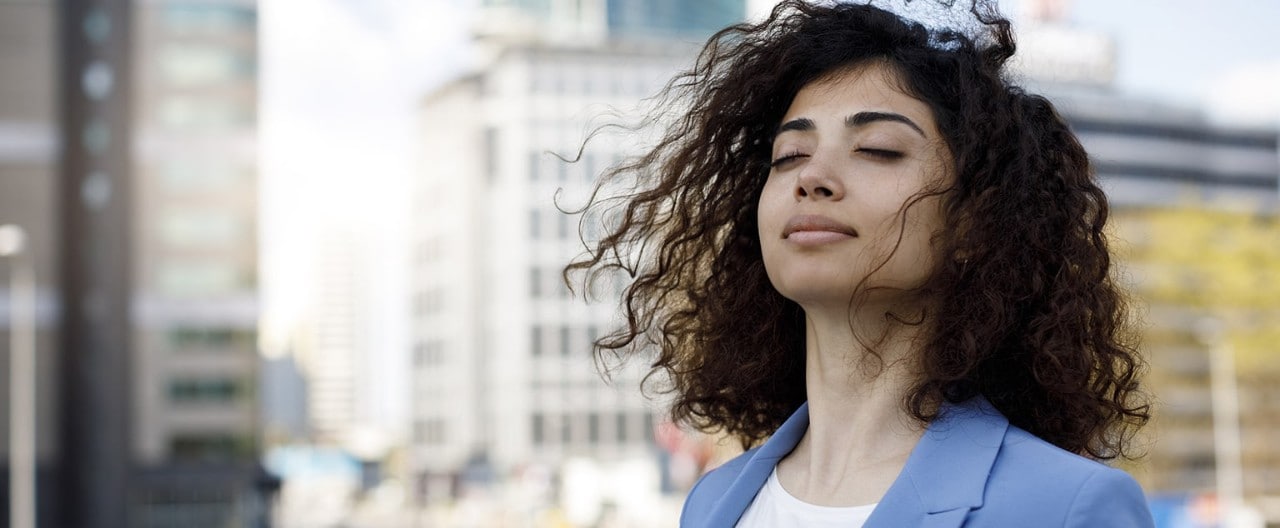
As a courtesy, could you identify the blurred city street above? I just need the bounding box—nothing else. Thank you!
[1,0,1278,527]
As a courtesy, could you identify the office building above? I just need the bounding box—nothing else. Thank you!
[412,40,682,482]
[605,0,747,39]
[1,2,266,526]
[410,0,747,497]
[293,222,373,445]
[0,2,61,524]
[129,1,264,524]
[476,0,744,44]
[1064,94,1279,516]
[1018,13,1280,520]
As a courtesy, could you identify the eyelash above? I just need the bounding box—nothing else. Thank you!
[770,151,807,167]
[770,148,903,167]
[857,148,904,160]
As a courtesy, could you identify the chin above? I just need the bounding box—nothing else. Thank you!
[770,271,933,312]
[767,274,860,308]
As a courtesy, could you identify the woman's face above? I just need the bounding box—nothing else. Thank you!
[758,62,954,310]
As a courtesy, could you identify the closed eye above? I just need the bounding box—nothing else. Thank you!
[857,148,904,160]
[771,151,808,168]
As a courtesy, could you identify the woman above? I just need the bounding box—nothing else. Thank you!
[565,1,1153,526]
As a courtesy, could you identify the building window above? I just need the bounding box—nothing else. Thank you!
[414,343,427,366]
[158,162,245,192]
[643,411,656,445]
[617,413,630,444]
[532,413,545,446]
[427,419,446,444]
[415,419,446,445]
[157,44,254,86]
[582,210,602,244]
[416,235,443,267]
[548,267,569,299]
[415,289,444,316]
[560,413,572,444]
[414,341,444,367]
[529,151,541,182]
[560,325,571,357]
[557,213,569,240]
[613,272,628,298]
[159,208,243,248]
[420,288,444,314]
[167,327,255,351]
[588,412,600,444]
[162,5,257,33]
[157,96,253,130]
[530,209,540,239]
[529,267,541,298]
[168,378,241,403]
[546,325,561,359]
[483,127,499,184]
[156,261,245,296]
[531,326,543,357]
[169,434,244,462]
[583,153,596,183]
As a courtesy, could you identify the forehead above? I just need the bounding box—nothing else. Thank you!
[783,61,937,130]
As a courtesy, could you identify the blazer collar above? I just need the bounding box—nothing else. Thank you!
[703,396,1008,527]
[869,396,1008,526]
[702,401,811,524]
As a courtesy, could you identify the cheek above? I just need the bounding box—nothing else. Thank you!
[894,201,948,265]
[755,179,787,242]
[756,188,790,283]
[756,217,780,275]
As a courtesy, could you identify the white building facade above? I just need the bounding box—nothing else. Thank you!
[411,40,705,488]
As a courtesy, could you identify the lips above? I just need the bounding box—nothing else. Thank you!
[782,214,858,239]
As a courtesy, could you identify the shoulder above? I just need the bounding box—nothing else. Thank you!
[680,403,811,526]
[680,448,757,526]
[977,425,1153,527]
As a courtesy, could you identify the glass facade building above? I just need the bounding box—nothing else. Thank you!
[606,0,746,38]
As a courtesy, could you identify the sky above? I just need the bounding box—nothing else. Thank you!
[1061,0,1280,124]
[258,0,473,435]
[259,0,1280,433]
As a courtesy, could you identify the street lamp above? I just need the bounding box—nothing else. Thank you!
[1195,317,1263,528]
[0,224,35,528]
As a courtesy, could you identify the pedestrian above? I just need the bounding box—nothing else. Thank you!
[566,1,1153,526]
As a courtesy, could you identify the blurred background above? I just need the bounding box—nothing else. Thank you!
[0,0,1277,526]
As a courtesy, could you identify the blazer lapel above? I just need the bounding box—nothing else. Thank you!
[867,396,1009,528]
[702,402,810,526]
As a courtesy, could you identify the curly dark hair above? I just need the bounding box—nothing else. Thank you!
[565,0,1150,459]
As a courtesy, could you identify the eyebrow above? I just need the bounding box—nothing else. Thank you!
[774,111,927,138]
[846,111,926,137]
[775,117,815,136]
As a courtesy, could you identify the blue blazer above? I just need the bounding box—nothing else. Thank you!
[681,397,1154,527]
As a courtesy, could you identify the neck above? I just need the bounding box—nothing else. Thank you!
[802,302,924,451]
[777,300,929,506]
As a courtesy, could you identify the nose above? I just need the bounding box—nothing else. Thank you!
[794,157,844,201]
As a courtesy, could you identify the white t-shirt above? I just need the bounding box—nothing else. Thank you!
[735,467,878,528]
